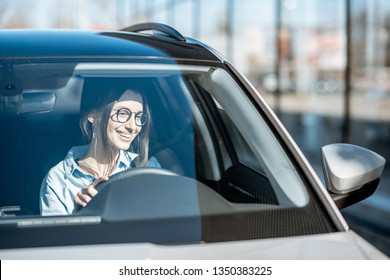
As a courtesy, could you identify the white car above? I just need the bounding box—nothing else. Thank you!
[0,23,387,259]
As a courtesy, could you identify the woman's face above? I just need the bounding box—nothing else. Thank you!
[106,91,144,151]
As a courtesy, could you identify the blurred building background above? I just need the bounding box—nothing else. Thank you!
[1,0,390,255]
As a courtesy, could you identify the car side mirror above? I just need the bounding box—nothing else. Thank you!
[321,143,386,209]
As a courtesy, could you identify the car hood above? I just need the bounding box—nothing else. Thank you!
[0,231,387,260]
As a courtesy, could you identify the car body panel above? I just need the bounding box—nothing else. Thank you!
[0,231,386,260]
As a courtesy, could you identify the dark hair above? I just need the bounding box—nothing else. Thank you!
[79,79,151,167]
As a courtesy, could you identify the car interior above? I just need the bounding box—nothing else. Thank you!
[0,72,196,216]
[0,61,309,216]
[0,61,340,247]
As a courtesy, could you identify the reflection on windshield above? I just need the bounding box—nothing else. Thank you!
[0,61,336,245]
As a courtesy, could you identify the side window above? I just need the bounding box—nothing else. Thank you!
[218,106,266,174]
[187,78,279,205]
[210,100,280,205]
[192,68,310,208]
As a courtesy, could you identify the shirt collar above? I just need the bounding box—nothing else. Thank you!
[118,149,138,169]
[63,145,138,179]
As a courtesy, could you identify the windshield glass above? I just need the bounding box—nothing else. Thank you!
[0,60,335,245]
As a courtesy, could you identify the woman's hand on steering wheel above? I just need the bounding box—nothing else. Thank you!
[74,176,109,208]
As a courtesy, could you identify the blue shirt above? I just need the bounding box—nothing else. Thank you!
[40,145,160,216]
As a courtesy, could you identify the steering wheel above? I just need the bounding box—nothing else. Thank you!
[94,167,178,192]
[76,167,179,215]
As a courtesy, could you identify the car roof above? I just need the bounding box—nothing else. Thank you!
[0,28,222,62]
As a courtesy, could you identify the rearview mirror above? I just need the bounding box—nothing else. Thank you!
[321,143,386,209]
[0,92,55,115]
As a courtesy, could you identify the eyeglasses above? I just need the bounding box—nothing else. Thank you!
[111,108,148,127]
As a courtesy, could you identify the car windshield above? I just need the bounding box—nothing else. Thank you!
[0,59,336,245]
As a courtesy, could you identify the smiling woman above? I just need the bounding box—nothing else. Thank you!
[39,81,161,216]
